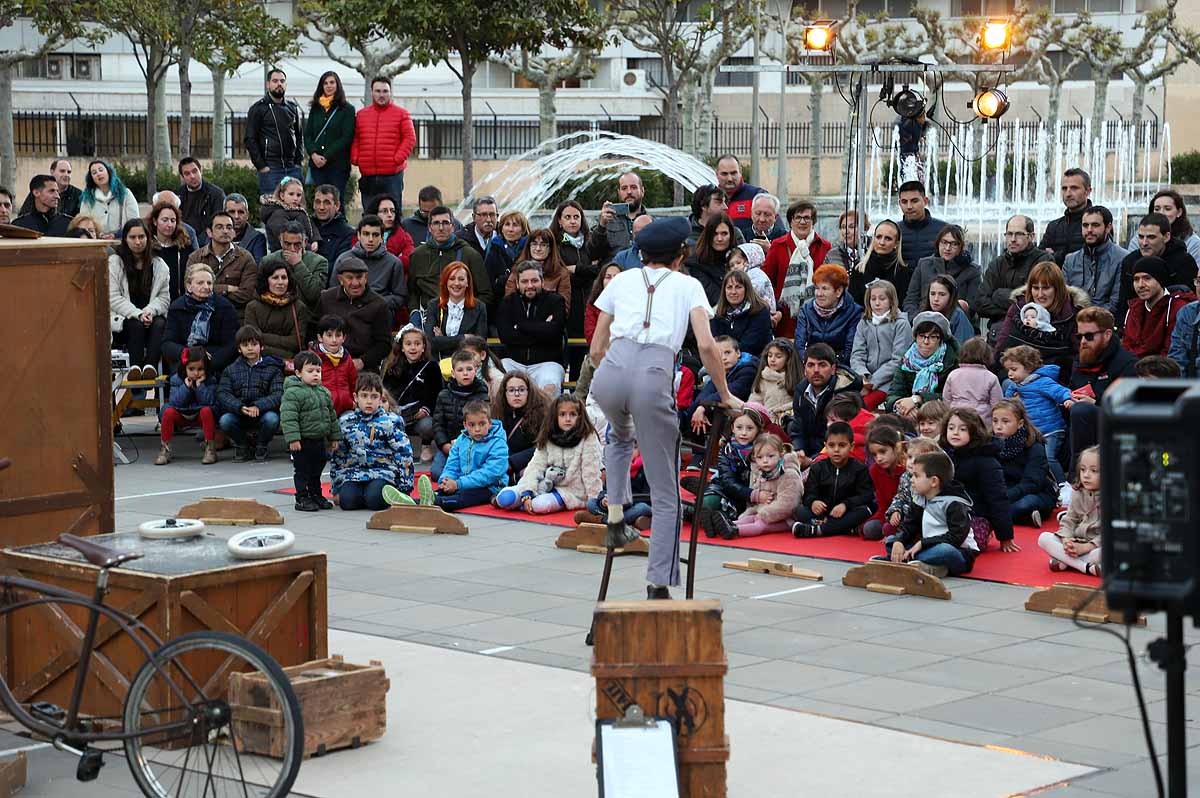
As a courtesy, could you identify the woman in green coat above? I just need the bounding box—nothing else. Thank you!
[244,262,313,362]
[884,310,960,419]
[304,71,357,202]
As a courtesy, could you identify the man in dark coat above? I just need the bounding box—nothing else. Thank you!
[456,195,498,256]
[177,157,226,247]
[225,194,266,264]
[315,257,392,371]
[1040,167,1092,266]
[1115,212,1199,322]
[496,261,569,395]
[788,342,864,463]
[11,174,70,235]
[244,68,304,196]
[895,180,948,266]
[19,159,81,218]
[717,154,767,240]
[976,214,1054,322]
[311,185,356,267]
[1067,306,1138,468]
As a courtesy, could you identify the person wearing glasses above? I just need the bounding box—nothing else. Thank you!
[185,210,259,322]
[409,206,491,325]
[764,200,834,338]
[457,196,498,256]
[976,214,1053,324]
[1067,306,1137,473]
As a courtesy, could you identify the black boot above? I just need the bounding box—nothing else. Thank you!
[647,585,671,600]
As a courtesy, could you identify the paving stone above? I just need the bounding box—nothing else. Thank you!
[773,611,924,641]
[722,627,846,659]
[441,617,584,645]
[993,736,1147,769]
[328,592,424,616]
[1033,714,1166,756]
[912,695,1098,736]
[849,596,996,624]
[997,674,1166,715]
[944,608,1090,639]
[438,588,578,616]
[874,715,1008,746]
[357,603,502,632]
[788,641,951,676]
[768,695,893,724]
[869,625,1025,656]
[964,640,1125,672]
[725,659,864,694]
[801,676,975,714]
[894,657,1056,692]
[723,684,791,704]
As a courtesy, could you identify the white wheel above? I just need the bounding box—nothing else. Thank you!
[138,518,206,539]
[227,528,295,559]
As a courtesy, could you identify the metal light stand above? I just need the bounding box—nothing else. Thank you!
[1148,611,1188,798]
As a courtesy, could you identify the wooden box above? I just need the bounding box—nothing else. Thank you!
[0,532,327,718]
[229,654,389,758]
[591,600,729,798]
[0,237,114,547]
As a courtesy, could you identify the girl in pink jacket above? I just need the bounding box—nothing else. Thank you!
[734,434,804,537]
[941,336,1002,426]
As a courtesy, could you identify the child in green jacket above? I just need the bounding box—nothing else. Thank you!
[281,351,342,511]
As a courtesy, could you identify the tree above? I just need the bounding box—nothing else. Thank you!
[1022,9,1086,164]
[299,0,413,105]
[494,44,600,150]
[1129,0,1200,166]
[388,0,601,197]
[0,4,106,188]
[679,1,753,159]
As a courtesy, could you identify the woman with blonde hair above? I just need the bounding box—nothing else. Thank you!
[849,219,910,307]
[484,209,530,302]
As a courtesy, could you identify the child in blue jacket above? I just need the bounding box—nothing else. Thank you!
[417,399,509,511]
[682,336,759,438]
[329,372,415,511]
[999,345,1074,484]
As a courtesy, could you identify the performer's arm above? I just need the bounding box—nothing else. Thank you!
[691,307,741,409]
[590,311,613,364]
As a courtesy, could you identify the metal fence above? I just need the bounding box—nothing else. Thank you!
[13,111,250,160]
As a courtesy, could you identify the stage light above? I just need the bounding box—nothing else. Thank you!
[803,23,835,51]
[971,88,1010,120]
[892,88,925,120]
[981,19,1012,51]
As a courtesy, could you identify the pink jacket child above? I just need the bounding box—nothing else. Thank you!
[941,363,1003,427]
[735,451,804,537]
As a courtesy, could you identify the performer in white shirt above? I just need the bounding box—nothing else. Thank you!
[590,217,742,598]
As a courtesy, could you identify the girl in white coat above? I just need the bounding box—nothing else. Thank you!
[80,160,140,238]
[495,393,603,513]
[109,219,171,378]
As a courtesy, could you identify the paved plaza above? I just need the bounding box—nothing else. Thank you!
[6,428,1200,796]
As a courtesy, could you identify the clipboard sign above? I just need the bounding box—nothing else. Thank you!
[595,705,680,798]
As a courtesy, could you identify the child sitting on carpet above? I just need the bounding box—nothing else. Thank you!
[941,336,1003,426]
[732,433,803,538]
[884,437,943,537]
[748,338,800,426]
[863,426,907,541]
[330,373,414,511]
[992,398,1056,528]
[880,450,978,577]
[494,393,602,515]
[417,399,508,511]
[576,436,653,539]
[792,422,875,537]
[914,399,949,439]
[697,407,766,539]
[682,336,759,438]
[381,326,443,463]
[431,350,491,481]
[456,334,506,396]
[157,346,218,466]
[1038,446,1102,576]
[940,407,1017,554]
[849,279,911,410]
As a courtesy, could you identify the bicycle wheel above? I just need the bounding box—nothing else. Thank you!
[122,630,303,798]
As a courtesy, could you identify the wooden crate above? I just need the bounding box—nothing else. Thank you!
[591,600,729,798]
[0,532,327,719]
[0,237,114,548]
[229,654,389,759]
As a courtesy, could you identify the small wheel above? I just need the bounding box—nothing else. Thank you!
[123,630,303,798]
[227,528,295,559]
[138,518,205,539]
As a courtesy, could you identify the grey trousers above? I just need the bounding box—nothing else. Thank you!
[591,338,681,586]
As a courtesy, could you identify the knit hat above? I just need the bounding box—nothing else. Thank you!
[910,310,951,339]
[1132,256,1170,289]
[735,242,766,269]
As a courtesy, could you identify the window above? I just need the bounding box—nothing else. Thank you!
[951,0,1015,14]
[716,57,754,88]
[1054,0,1122,10]
[18,53,101,80]
[627,58,665,89]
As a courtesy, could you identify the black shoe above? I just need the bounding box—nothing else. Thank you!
[792,521,819,538]
[313,495,333,510]
[697,508,718,538]
[234,446,253,462]
[680,475,702,495]
[605,520,639,548]
[254,445,269,462]
[294,496,320,512]
[647,585,671,600]
[708,511,735,540]
[682,504,695,523]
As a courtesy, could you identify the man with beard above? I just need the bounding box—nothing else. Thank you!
[1067,306,1137,466]
[1063,205,1126,313]
[1120,256,1195,358]
[976,214,1053,323]
[261,223,329,307]
[457,196,497,256]
[788,343,863,467]
[177,157,226,247]
[311,185,355,266]
[245,69,304,197]
[315,257,392,371]
[351,75,416,210]
[588,171,648,265]
[400,185,461,244]
[408,205,490,320]
[684,184,745,248]
[223,194,266,264]
[1040,168,1092,266]
[19,159,81,218]
[1115,213,1198,321]
[495,262,568,396]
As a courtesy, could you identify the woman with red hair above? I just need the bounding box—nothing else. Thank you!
[793,264,862,365]
[421,261,489,357]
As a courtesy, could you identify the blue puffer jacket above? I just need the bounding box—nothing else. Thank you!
[166,374,217,415]
[216,356,284,415]
[442,419,510,495]
[706,440,753,505]
[683,353,759,421]
[793,293,862,365]
[947,307,975,345]
[1003,364,1073,436]
[329,408,414,494]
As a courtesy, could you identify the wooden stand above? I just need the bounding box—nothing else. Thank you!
[1025,583,1146,626]
[175,497,284,526]
[557,523,649,555]
[230,654,389,759]
[592,600,728,798]
[365,506,468,535]
[0,752,25,798]
[842,561,951,600]
[723,559,822,581]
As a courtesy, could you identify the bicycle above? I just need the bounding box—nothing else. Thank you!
[0,520,304,796]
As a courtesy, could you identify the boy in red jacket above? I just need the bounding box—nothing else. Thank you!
[313,315,358,415]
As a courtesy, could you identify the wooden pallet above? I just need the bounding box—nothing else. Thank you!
[723,559,822,581]
[1025,582,1146,626]
[842,561,951,600]
[555,523,649,555]
[175,497,284,526]
[0,751,25,798]
[365,506,468,535]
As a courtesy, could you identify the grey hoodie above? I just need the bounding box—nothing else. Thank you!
[898,481,977,552]
[1063,238,1128,315]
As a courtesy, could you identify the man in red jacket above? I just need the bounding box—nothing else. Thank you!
[351,76,417,212]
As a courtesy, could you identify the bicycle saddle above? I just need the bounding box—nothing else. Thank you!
[58,534,143,569]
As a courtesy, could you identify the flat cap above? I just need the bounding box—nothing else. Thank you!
[635,216,691,259]
[336,256,368,274]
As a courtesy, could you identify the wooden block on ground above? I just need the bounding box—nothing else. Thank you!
[366,506,468,535]
[723,559,822,581]
[577,537,650,555]
[842,561,951,600]
[1025,582,1146,626]
[555,524,648,555]
[0,752,26,798]
[176,497,284,526]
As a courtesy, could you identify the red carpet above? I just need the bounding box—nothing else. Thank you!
[274,481,1093,589]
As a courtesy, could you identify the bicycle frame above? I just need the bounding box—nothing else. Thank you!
[0,573,214,744]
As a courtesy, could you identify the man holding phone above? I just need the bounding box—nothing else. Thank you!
[588,171,648,265]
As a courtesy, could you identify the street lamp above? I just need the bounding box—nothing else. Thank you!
[803,22,835,52]
[981,19,1012,51]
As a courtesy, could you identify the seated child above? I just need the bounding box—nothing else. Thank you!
[157,346,218,466]
[417,400,509,511]
[914,398,949,439]
[850,279,912,410]
[329,372,414,510]
[883,311,959,418]
[682,336,759,437]
[431,349,491,480]
[748,338,799,425]
[733,433,804,538]
[992,398,1056,527]
[824,393,873,462]
[281,351,342,512]
[1135,355,1182,378]
[941,336,1002,426]
[792,422,876,537]
[381,326,443,462]
[1038,446,1102,576]
[1000,345,1073,484]
[863,426,907,541]
[696,408,764,539]
[881,450,979,577]
[312,315,358,416]
[883,437,943,540]
[495,394,603,514]
[217,325,285,462]
[941,407,1016,553]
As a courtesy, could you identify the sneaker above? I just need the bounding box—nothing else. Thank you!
[254,445,269,462]
[792,521,818,538]
[420,445,434,463]
[646,585,671,600]
[912,561,949,578]
[1030,510,1043,528]
[382,484,416,506]
[574,509,604,525]
[1049,558,1067,572]
[294,496,320,512]
[201,441,217,465]
[154,442,171,466]
[314,495,333,510]
[234,445,252,463]
[1057,481,1073,508]
[708,512,735,540]
[127,365,143,381]
[416,475,435,506]
[142,365,157,380]
[890,541,906,563]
